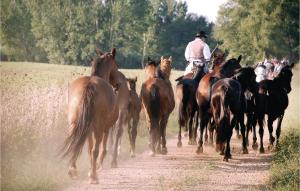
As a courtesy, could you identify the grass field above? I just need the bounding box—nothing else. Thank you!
[1,61,182,191]
[1,62,299,191]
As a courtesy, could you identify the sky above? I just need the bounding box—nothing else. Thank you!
[182,0,228,22]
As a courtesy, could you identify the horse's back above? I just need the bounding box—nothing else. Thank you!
[67,76,118,126]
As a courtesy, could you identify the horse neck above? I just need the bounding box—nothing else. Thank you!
[193,68,205,83]
[145,66,157,79]
[160,65,171,79]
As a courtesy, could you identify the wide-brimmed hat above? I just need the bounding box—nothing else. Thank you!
[195,31,207,38]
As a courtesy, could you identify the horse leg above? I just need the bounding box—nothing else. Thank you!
[245,113,251,146]
[111,118,124,168]
[88,130,102,184]
[160,115,169,154]
[208,118,215,145]
[223,137,232,162]
[130,116,139,157]
[267,116,276,150]
[193,110,199,145]
[188,111,195,145]
[177,123,182,148]
[196,115,208,154]
[275,114,284,147]
[204,123,208,145]
[98,129,109,170]
[258,118,265,153]
[251,114,258,150]
[238,114,248,154]
[68,123,78,179]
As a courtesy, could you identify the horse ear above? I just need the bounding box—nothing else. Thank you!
[290,63,295,69]
[169,56,172,62]
[161,56,164,61]
[111,48,116,58]
[95,48,103,56]
[134,76,137,82]
[237,55,242,63]
[148,57,151,62]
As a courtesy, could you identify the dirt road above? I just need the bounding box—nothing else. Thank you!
[63,133,272,191]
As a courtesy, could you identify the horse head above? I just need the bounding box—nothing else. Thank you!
[91,48,118,82]
[220,55,242,77]
[233,67,257,93]
[212,48,225,70]
[145,57,159,79]
[160,56,172,79]
[127,76,138,91]
[274,64,294,93]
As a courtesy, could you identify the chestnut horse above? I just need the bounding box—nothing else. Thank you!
[126,77,142,157]
[140,57,175,156]
[255,64,294,153]
[211,67,256,161]
[196,54,242,154]
[175,64,206,147]
[62,48,119,184]
[108,70,130,167]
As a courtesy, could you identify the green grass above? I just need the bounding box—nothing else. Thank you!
[268,64,300,191]
[0,61,183,191]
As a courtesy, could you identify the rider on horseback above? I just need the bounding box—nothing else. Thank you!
[184,31,211,76]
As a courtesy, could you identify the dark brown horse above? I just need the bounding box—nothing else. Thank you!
[175,63,206,147]
[140,57,175,156]
[62,48,120,184]
[255,64,294,153]
[211,67,256,161]
[196,54,242,154]
[126,77,142,157]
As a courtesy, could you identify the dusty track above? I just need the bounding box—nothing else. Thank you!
[63,133,272,191]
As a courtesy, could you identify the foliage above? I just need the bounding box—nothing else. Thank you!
[1,0,214,69]
[214,0,299,65]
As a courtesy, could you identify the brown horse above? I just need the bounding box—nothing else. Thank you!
[126,77,142,157]
[108,70,130,168]
[140,56,175,156]
[62,48,120,184]
[196,54,242,154]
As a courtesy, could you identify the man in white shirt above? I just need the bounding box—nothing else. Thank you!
[184,31,211,76]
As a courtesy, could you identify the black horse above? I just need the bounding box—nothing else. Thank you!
[255,64,294,153]
[175,64,206,147]
[210,67,256,161]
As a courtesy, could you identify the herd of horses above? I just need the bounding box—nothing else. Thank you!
[61,48,294,184]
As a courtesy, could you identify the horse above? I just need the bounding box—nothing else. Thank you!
[175,63,206,147]
[126,77,142,157]
[210,67,256,161]
[255,64,294,153]
[196,54,242,154]
[140,56,175,156]
[61,48,120,184]
[108,70,130,168]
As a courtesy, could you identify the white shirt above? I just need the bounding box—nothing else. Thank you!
[184,38,211,62]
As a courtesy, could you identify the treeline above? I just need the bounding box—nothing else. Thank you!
[214,0,299,65]
[1,0,215,69]
[1,0,298,68]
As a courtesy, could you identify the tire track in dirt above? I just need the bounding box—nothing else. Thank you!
[63,133,272,191]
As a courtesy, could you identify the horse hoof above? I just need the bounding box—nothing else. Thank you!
[243,148,248,154]
[259,147,265,153]
[130,152,136,158]
[223,158,229,162]
[68,167,78,179]
[236,134,242,139]
[192,140,197,145]
[177,141,182,148]
[268,144,273,151]
[89,178,99,184]
[252,143,258,150]
[149,151,155,157]
[161,148,168,155]
[188,140,193,145]
[111,161,118,168]
[196,147,203,154]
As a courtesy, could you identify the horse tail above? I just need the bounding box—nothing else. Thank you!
[218,86,231,143]
[61,82,96,162]
[149,85,160,122]
[179,84,190,126]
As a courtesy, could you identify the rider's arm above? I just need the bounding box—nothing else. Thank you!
[203,44,211,61]
[184,43,190,61]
